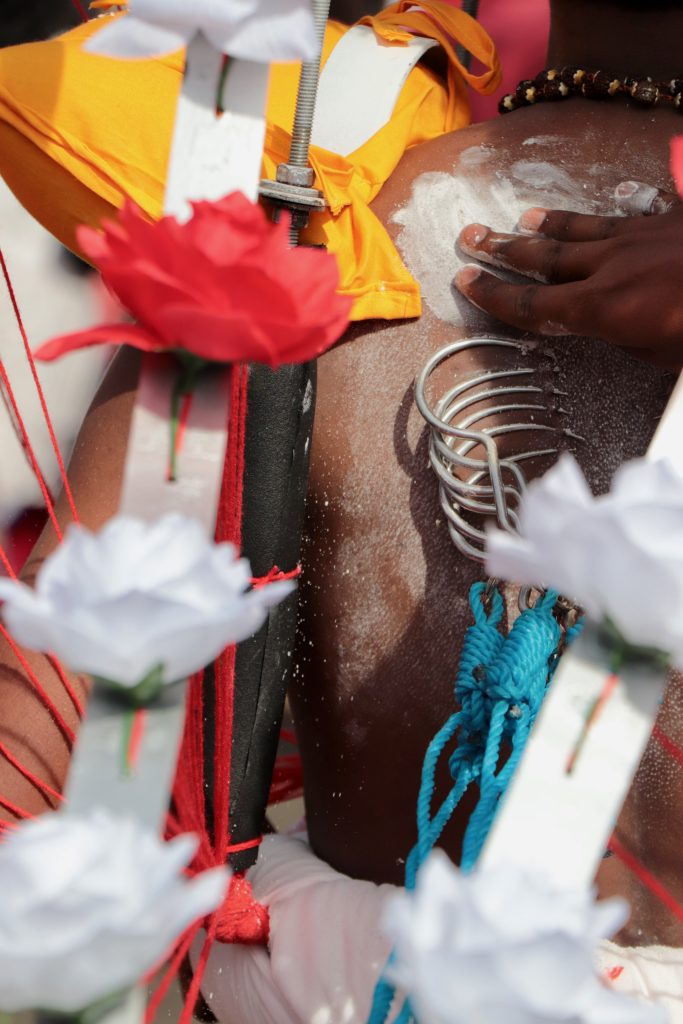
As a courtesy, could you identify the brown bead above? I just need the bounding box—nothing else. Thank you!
[515,80,538,104]
[582,70,620,99]
[541,78,570,101]
[499,94,519,114]
[560,67,578,85]
[630,78,661,105]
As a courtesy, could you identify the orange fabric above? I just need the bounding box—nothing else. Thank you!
[0,2,500,320]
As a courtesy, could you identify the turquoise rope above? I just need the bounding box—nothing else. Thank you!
[367,583,582,1024]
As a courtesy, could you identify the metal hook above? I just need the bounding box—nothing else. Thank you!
[415,337,576,564]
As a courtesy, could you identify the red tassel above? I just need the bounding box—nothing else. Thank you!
[212,873,270,945]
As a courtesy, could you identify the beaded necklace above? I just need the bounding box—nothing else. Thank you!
[499,66,683,116]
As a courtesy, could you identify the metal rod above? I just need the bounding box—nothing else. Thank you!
[457,0,480,71]
[289,0,331,168]
[285,0,331,244]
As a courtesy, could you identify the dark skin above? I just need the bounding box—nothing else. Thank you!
[455,0,683,368]
[0,0,80,47]
[291,0,683,948]
[0,0,682,957]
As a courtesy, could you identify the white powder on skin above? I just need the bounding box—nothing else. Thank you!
[391,145,604,327]
[392,169,518,325]
[388,141,670,501]
[459,144,495,167]
[522,135,565,146]
[510,160,585,198]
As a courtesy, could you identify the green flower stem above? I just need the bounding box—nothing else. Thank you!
[600,618,671,672]
[168,354,206,483]
[93,663,166,708]
[216,56,231,115]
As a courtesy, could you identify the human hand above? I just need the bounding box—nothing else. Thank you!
[454,181,683,369]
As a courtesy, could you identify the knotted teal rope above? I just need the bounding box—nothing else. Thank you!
[367,582,582,1024]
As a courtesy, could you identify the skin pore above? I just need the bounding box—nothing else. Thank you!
[0,0,681,957]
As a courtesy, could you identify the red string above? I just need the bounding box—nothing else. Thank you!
[0,359,62,542]
[145,926,199,1024]
[46,655,86,719]
[0,249,79,526]
[71,0,89,20]
[158,363,268,1024]
[0,538,85,720]
[180,917,220,1024]
[652,724,683,771]
[608,834,683,925]
[251,564,302,589]
[0,624,75,746]
[0,794,33,820]
[226,836,262,856]
[0,739,64,805]
[0,542,15,579]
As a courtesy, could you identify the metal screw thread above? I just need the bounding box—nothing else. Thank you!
[288,0,331,168]
[457,0,480,70]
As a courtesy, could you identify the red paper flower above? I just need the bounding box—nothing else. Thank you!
[36,193,351,367]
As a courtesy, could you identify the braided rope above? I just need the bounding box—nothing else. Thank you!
[368,582,581,1024]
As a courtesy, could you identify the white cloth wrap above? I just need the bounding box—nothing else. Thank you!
[192,834,683,1024]
[597,941,683,1023]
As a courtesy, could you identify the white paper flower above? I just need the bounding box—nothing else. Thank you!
[0,513,294,691]
[0,810,228,1014]
[486,454,683,666]
[384,851,663,1024]
[86,0,318,63]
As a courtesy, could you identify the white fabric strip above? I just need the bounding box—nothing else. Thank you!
[311,24,436,157]
[481,379,683,887]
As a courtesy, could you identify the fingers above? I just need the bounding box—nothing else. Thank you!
[458,224,602,284]
[514,181,680,243]
[613,181,679,216]
[516,206,628,243]
[454,264,590,337]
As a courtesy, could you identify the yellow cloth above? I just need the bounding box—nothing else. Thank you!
[0,2,500,320]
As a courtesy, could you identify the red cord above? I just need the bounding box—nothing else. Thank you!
[0,250,79,526]
[145,927,199,1023]
[608,833,683,925]
[226,836,262,856]
[0,624,75,746]
[46,655,86,719]
[71,0,89,20]
[0,540,85,720]
[0,360,62,542]
[0,794,33,820]
[0,740,64,805]
[0,542,15,579]
[158,364,268,1024]
[251,564,302,589]
[652,724,683,771]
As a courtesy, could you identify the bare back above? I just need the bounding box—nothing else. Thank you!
[291,99,681,947]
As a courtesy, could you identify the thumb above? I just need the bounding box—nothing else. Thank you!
[614,180,680,216]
